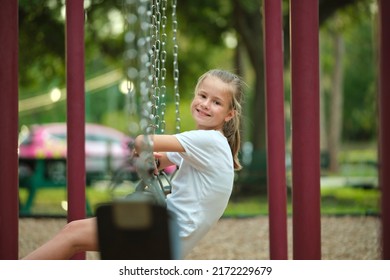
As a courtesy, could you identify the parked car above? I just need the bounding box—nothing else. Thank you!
[18,123,137,185]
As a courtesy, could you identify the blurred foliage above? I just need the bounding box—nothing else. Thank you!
[17,0,378,175]
[320,1,377,142]
[339,143,377,163]
[19,0,65,89]
[18,0,235,133]
[320,187,379,215]
[18,0,375,137]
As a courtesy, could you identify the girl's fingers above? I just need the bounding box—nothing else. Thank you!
[153,152,163,158]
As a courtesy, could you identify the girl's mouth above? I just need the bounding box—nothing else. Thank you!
[196,109,210,117]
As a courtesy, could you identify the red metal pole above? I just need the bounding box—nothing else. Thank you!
[0,0,19,260]
[379,0,390,260]
[290,0,321,259]
[66,0,86,260]
[263,0,288,260]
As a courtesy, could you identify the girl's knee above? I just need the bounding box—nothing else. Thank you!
[62,219,86,235]
[60,218,98,252]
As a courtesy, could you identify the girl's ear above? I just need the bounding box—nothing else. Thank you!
[224,109,235,122]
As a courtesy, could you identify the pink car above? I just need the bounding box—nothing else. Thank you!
[18,123,137,185]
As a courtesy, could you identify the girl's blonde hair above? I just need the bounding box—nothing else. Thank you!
[195,69,244,171]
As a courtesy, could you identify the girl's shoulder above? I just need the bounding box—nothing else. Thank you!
[176,130,227,148]
[179,129,223,138]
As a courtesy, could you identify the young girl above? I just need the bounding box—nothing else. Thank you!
[23,69,244,259]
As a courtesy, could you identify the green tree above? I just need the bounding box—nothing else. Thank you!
[342,3,377,141]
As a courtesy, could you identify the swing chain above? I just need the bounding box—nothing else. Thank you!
[118,0,179,204]
[123,0,140,133]
[150,0,160,134]
[172,0,181,133]
[159,0,168,134]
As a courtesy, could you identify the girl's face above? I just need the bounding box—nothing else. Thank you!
[191,76,235,131]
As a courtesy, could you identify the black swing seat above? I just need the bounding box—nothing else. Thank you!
[96,173,180,260]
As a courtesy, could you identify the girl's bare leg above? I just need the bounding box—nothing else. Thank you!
[22,217,98,260]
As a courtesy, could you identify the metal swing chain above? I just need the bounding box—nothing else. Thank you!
[123,0,179,137]
[109,0,151,196]
[150,0,160,134]
[124,0,140,134]
[123,0,154,179]
[149,0,168,135]
[138,0,154,160]
[159,0,168,134]
[172,0,181,133]
[120,0,180,205]
[122,0,172,205]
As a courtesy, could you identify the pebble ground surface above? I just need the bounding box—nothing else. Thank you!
[18,215,381,260]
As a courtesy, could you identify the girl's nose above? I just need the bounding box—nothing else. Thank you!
[200,99,210,109]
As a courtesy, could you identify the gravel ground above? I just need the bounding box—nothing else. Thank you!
[18,215,381,260]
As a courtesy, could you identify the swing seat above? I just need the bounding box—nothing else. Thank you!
[96,197,180,260]
[97,172,180,260]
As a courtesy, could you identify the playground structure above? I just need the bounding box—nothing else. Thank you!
[0,0,389,260]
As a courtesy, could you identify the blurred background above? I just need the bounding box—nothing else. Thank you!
[17,0,379,217]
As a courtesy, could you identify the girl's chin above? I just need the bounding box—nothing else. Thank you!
[193,114,206,122]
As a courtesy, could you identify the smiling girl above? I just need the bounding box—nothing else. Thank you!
[23,69,245,259]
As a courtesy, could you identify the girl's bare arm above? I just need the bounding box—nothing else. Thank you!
[134,134,184,153]
[134,134,184,170]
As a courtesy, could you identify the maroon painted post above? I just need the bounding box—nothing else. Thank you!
[0,0,19,260]
[379,0,390,260]
[290,0,321,259]
[66,0,86,260]
[263,0,288,260]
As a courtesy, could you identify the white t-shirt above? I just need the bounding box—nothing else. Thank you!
[166,130,234,257]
